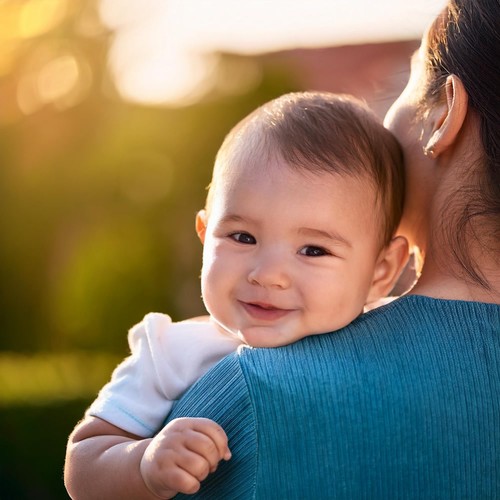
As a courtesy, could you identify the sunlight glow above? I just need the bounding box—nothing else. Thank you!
[99,0,446,106]
[19,0,68,39]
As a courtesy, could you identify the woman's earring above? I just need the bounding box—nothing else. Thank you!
[423,145,436,158]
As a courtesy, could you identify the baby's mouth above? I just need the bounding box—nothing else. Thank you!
[240,301,292,321]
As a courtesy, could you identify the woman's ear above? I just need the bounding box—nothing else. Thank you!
[195,210,207,243]
[424,74,468,158]
[366,236,410,304]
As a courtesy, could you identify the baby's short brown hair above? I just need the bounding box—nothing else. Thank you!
[207,92,404,247]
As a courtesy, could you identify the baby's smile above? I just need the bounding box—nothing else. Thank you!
[238,300,294,322]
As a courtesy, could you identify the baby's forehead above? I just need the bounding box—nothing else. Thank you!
[208,157,383,246]
[214,148,377,205]
[214,127,276,175]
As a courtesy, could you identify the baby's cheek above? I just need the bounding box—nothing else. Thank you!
[320,294,362,332]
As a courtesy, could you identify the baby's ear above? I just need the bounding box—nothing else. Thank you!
[366,236,410,304]
[195,210,207,243]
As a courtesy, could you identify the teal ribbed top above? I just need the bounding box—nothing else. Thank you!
[170,296,500,499]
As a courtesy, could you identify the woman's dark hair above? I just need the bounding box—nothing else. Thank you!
[425,0,500,289]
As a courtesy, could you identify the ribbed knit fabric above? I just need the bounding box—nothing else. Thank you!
[170,296,500,499]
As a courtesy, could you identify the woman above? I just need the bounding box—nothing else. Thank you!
[384,0,500,303]
[65,0,499,497]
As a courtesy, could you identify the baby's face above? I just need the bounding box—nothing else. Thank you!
[197,157,383,348]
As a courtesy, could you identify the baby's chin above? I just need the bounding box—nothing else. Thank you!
[235,325,309,349]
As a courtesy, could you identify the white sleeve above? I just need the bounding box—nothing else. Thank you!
[86,312,242,437]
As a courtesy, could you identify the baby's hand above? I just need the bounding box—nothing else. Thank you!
[140,417,231,498]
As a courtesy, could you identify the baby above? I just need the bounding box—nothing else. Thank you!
[65,91,409,499]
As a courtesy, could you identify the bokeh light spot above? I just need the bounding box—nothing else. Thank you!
[19,0,68,39]
[38,54,79,102]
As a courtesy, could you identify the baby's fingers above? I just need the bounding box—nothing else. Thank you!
[175,448,215,486]
[162,458,205,495]
[173,417,231,463]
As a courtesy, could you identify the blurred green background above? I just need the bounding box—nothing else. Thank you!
[0,1,297,498]
[0,0,421,497]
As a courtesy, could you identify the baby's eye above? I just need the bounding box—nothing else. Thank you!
[299,246,330,257]
[229,232,256,245]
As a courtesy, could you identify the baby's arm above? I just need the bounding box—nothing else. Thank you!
[65,415,231,499]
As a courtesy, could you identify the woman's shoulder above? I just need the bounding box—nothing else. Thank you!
[234,295,500,373]
[355,294,499,331]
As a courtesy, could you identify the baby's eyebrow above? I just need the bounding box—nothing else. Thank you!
[298,227,352,248]
[218,214,249,224]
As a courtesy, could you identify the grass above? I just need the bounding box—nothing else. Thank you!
[0,351,120,405]
[0,351,122,499]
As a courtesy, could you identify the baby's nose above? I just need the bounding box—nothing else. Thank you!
[247,252,291,289]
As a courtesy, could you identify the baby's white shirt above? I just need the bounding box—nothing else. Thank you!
[86,312,243,437]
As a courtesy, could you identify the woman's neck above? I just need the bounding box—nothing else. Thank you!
[411,145,500,304]
[409,250,500,304]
